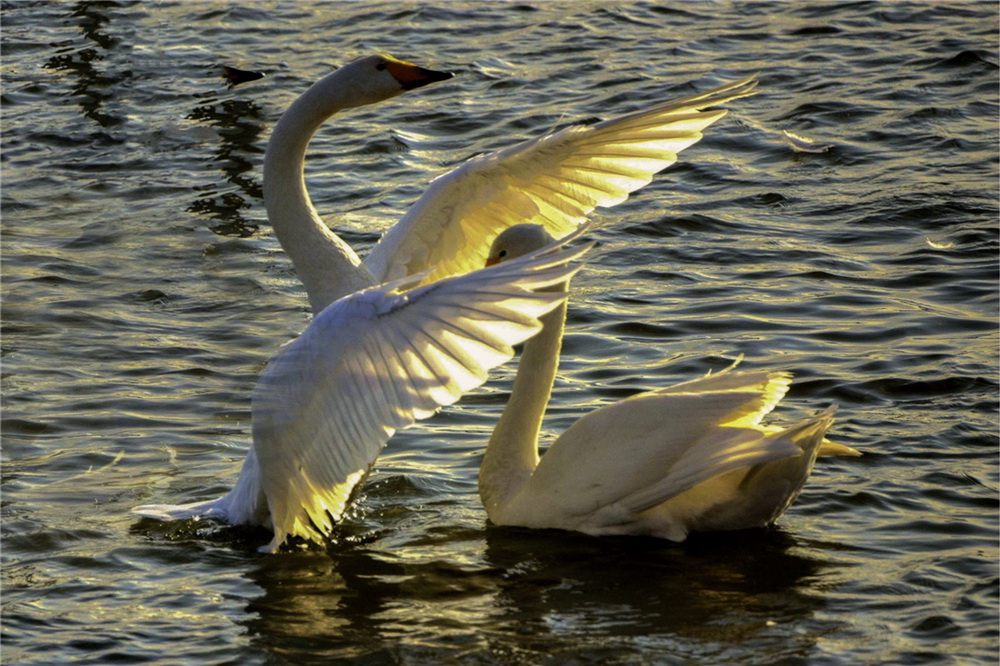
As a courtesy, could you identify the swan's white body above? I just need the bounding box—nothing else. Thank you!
[134,54,758,551]
[479,226,860,540]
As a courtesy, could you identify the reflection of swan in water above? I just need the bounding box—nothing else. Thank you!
[480,526,829,657]
[256,54,758,313]
[478,225,860,541]
[134,236,590,552]
[235,496,833,662]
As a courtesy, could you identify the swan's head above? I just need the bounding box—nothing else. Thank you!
[333,54,453,108]
[486,224,556,266]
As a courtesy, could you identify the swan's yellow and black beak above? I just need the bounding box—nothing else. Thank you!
[485,250,508,267]
[384,57,453,90]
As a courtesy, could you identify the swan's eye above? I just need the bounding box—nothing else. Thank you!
[498,250,507,258]
[376,62,387,71]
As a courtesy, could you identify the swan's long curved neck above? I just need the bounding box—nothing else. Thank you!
[263,74,374,313]
[479,284,568,517]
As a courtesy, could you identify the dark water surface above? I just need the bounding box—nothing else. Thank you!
[2,1,997,664]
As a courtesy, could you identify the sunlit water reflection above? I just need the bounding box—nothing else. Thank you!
[2,2,997,664]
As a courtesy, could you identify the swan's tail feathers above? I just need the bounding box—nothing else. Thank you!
[132,497,229,522]
[818,437,862,457]
[722,406,839,526]
[637,407,838,536]
[617,421,804,517]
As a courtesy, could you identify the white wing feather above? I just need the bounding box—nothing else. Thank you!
[648,359,792,428]
[364,75,758,284]
[252,236,591,551]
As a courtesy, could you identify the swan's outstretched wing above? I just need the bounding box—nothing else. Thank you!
[505,367,804,528]
[252,237,591,551]
[364,75,757,284]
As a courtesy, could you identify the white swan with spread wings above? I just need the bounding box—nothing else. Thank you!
[261,54,757,312]
[135,235,591,552]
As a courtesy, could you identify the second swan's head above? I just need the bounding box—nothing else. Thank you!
[331,54,453,108]
[486,224,557,266]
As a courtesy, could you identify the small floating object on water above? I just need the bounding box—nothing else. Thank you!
[222,65,265,87]
[782,129,834,153]
[925,237,955,250]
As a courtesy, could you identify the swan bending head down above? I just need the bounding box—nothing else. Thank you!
[479,224,860,541]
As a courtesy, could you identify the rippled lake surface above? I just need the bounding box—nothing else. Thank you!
[3,1,998,664]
